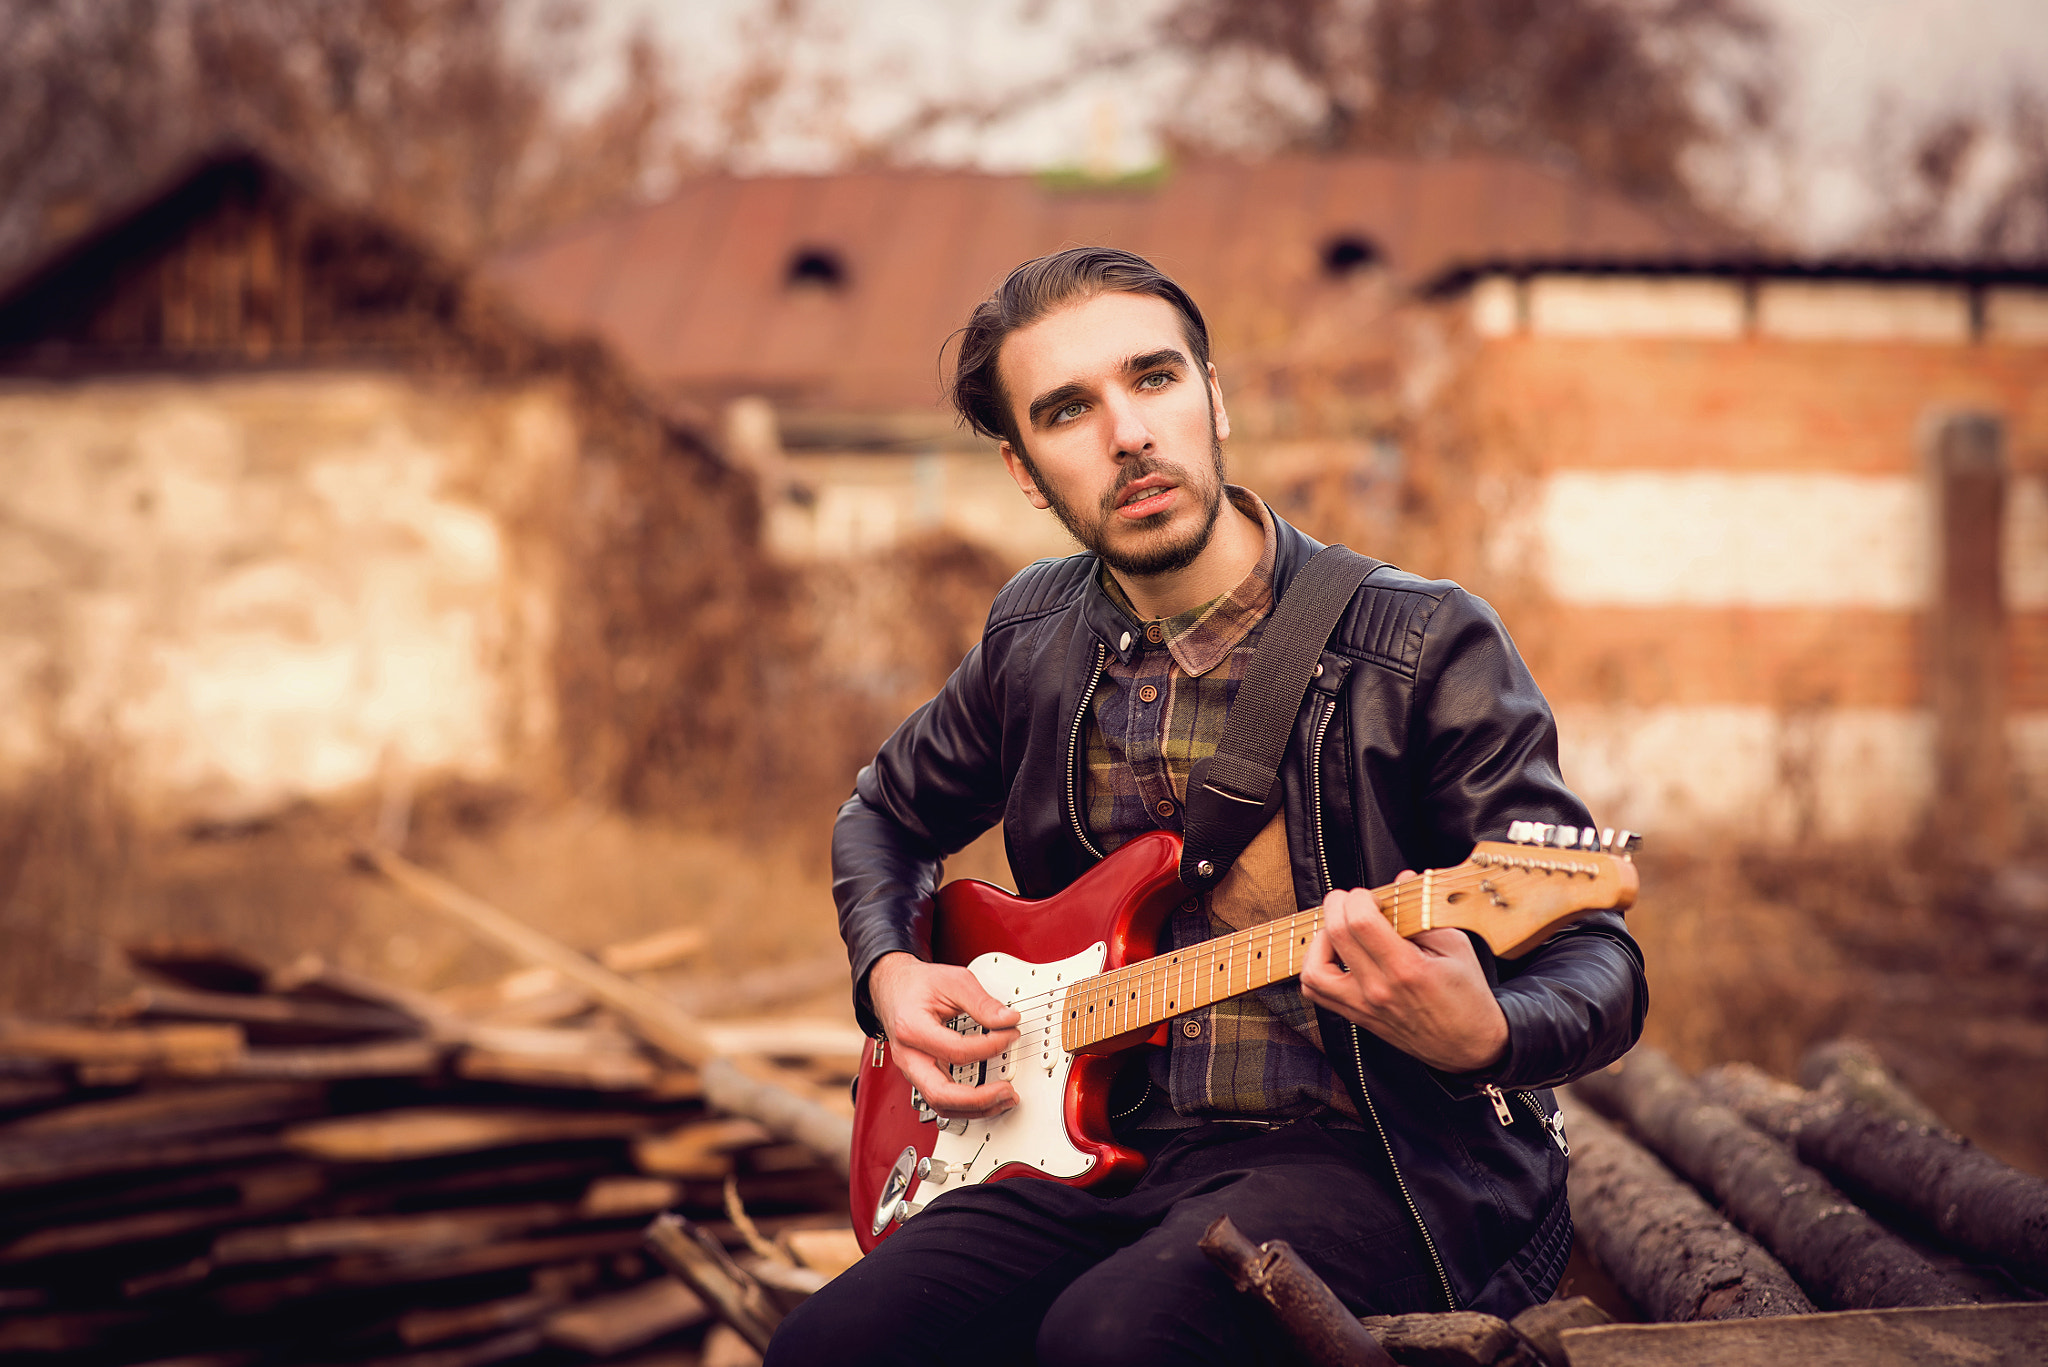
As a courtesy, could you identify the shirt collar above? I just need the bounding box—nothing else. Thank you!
[1099,486,1276,677]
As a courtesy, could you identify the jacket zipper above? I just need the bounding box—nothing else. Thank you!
[1480,1083,1571,1158]
[1065,643,1107,863]
[1312,690,1457,1311]
[1308,697,1337,895]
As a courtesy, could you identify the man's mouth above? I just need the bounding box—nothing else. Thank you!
[1112,477,1177,518]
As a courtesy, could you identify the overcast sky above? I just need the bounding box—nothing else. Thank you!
[595,0,2048,248]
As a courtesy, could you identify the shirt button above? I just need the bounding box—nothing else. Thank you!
[1145,623,1165,644]
[1155,799,1176,818]
[1138,684,1158,703]
[1181,1019,1202,1039]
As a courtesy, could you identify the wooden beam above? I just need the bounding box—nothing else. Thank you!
[1560,1303,2048,1367]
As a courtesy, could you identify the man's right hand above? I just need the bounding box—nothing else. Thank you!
[867,951,1020,1120]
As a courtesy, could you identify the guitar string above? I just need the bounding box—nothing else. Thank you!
[984,873,1454,1050]
[940,855,1603,1067]
[952,877,1423,1062]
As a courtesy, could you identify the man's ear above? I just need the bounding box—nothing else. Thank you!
[999,442,1052,510]
[1207,363,1231,443]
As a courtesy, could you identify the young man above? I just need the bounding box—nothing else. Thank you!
[768,249,1645,1366]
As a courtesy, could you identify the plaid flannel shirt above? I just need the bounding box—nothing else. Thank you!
[1085,488,1356,1124]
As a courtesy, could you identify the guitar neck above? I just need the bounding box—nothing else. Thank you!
[1057,845,1631,1053]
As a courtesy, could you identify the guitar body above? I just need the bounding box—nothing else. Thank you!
[849,830,1188,1252]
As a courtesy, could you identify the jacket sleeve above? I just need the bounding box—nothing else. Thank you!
[1406,588,1648,1090]
[833,633,1009,1036]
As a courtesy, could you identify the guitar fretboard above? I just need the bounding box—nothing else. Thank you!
[1054,850,1610,1052]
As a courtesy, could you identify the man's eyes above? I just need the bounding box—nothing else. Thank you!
[1055,401,1087,422]
[1137,371,1174,389]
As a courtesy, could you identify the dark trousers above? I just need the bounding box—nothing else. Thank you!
[766,1117,1443,1367]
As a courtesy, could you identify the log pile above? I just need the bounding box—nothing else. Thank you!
[0,931,865,1367]
[1567,1045,2048,1321]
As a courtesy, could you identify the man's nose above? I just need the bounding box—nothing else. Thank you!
[1104,390,1153,459]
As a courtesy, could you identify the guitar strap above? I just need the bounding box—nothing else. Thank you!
[1176,545,1384,894]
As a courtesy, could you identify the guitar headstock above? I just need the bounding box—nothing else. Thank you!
[1424,823,1640,958]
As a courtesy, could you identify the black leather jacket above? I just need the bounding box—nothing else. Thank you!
[833,507,1646,1317]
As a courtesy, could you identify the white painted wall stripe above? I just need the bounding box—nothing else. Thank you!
[1527,277,1745,339]
[1757,282,1971,343]
[1557,705,2048,843]
[1535,472,1930,607]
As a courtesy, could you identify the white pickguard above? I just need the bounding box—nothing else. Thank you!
[918,942,1106,1198]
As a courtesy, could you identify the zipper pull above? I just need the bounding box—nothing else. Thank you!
[1483,1084,1514,1126]
[1545,1109,1570,1157]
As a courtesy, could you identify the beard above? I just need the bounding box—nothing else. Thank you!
[1019,431,1229,579]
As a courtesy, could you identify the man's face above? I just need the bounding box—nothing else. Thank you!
[996,291,1232,579]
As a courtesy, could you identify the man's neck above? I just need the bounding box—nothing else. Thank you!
[1105,498,1266,620]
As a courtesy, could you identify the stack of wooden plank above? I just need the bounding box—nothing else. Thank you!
[0,935,865,1367]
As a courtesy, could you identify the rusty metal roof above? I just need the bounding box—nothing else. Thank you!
[483,155,1738,416]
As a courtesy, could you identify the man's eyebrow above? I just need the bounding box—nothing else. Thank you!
[1123,348,1188,375]
[1026,382,1091,429]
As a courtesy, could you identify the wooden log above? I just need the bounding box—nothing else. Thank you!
[1556,1091,1812,1320]
[265,954,463,1041]
[1558,1302,2048,1367]
[364,850,854,1173]
[358,1327,545,1367]
[455,1044,658,1092]
[581,1175,683,1219]
[212,1231,646,1311]
[699,1020,868,1062]
[541,1277,711,1355]
[1508,1296,1612,1367]
[1798,1040,1948,1131]
[0,1307,147,1353]
[0,1131,283,1190]
[700,1057,853,1179]
[635,1119,776,1179]
[212,1201,576,1264]
[1198,1214,1397,1367]
[1355,1311,1535,1366]
[186,1039,443,1082]
[104,985,420,1044]
[0,1166,324,1262]
[779,1227,862,1279]
[125,938,273,994]
[599,926,710,974]
[644,1212,783,1355]
[281,1107,655,1162]
[1700,1062,2048,1289]
[1573,1050,1973,1310]
[702,1322,765,1367]
[396,1286,568,1348]
[0,1074,72,1116]
[0,1020,244,1070]
[0,1080,321,1143]
[358,849,713,1064]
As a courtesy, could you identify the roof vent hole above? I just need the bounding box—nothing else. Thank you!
[787,247,847,290]
[1321,235,1381,278]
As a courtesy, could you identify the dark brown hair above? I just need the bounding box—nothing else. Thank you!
[948,248,1212,448]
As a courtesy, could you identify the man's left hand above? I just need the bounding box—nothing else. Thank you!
[1300,875,1509,1075]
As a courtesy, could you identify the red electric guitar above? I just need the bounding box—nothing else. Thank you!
[850,821,1639,1250]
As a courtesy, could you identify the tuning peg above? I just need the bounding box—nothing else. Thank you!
[1507,820,1533,843]
[1599,827,1616,851]
[1613,830,1641,857]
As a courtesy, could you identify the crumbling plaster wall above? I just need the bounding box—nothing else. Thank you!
[1437,279,2048,847]
[0,371,576,821]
